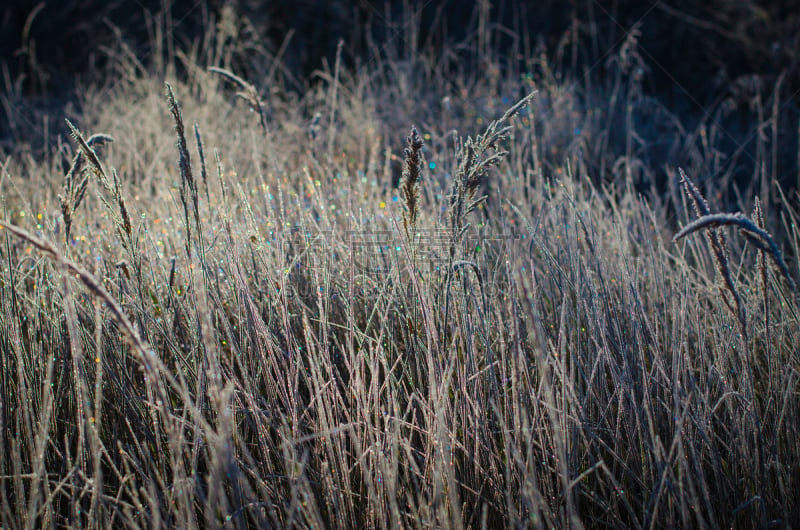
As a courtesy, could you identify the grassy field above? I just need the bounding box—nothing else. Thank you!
[1,4,799,529]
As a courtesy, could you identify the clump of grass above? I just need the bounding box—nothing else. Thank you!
[58,129,113,244]
[676,168,748,342]
[166,82,201,257]
[674,168,799,339]
[66,120,134,250]
[0,220,149,359]
[446,90,536,258]
[673,204,797,296]
[441,90,535,339]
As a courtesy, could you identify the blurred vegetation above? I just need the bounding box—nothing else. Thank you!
[2,0,798,190]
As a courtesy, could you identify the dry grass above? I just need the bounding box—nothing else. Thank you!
[1,7,799,530]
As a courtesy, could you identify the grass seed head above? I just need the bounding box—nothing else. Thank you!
[401,125,424,240]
